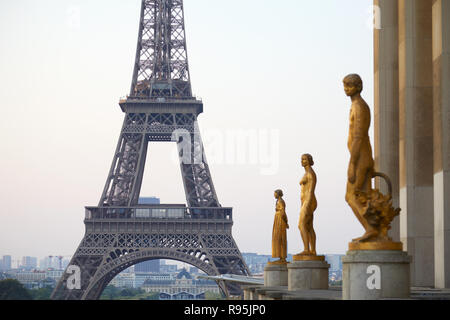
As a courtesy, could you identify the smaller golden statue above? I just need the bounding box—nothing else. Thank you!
[343,74,401,250]
[270,189,289,265]
[293,154,325,261]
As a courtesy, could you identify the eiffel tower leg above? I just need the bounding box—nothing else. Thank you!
[128,134,148,206]
[174,117,220,208]
[99,113,148,207]
[199,233,251,296]
[50,241,105,300]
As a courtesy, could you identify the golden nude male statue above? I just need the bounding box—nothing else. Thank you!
[343,74,401,250]
[270,189,289,264]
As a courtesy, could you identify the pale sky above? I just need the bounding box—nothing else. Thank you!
[0,0,375,263]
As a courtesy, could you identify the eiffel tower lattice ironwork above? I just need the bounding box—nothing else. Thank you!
[51,0,250,300]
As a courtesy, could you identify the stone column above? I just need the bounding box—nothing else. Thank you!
[374,0,400,242]
[398,0,435,287]
[432,0,450,289]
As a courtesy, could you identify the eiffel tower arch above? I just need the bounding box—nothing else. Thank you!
[51,0,250,300]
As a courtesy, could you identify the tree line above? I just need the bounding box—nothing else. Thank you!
[0,279,159,300]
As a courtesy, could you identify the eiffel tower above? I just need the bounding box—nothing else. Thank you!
[51,0,250,300]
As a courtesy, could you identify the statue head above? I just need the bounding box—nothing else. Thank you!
[343,73,363,97]
[274,189,283,199]
[301,154,314,167]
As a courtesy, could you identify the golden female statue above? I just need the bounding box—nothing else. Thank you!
[343,74,401,249]
[296,154,317,256]
[271,189,289,264]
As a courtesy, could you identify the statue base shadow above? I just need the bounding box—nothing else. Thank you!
[342,245,411,300]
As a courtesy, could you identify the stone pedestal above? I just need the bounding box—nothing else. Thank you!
[342,250,411,300]
[287,258,330,291]
[264,263,288,287]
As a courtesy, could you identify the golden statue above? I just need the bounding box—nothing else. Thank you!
[293,154,325,261]
[270,189,289,264]
[343,74,401,250]
[298,154,317,254]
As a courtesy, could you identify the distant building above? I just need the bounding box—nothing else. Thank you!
[242,252,295,274]
[40,256,56,270]
[135,260,160,273]
[324,254,344,283]
[61,258,70,270]
[14,270,46,289]
[189,266,199,274]
[9,268,62,289]
[45,269,64,284]
[151,273,173,281]
[138,197,160,205]
[160,263,177,273]
[121,266,134,274]
[325,254,343,272]
[134,272,156,288]
[39,257,50,270]
[21,256,37,270]
[142,273,174,283]
[134,260,162,287]
[142,268,220,300]
[0,255,12,271]
[109,272,135,288]
[39,256,71,271]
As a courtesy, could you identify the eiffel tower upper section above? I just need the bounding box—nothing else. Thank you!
[99,0,220,208]
[129,0,193,100]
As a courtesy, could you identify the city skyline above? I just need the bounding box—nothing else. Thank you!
[0,0,374,259]
[1,252,344,278]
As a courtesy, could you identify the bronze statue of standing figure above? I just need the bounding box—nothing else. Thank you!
[270,189,289,264]
[293,154,325,261]
[296,154,317,257]
[343,74,401,250]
